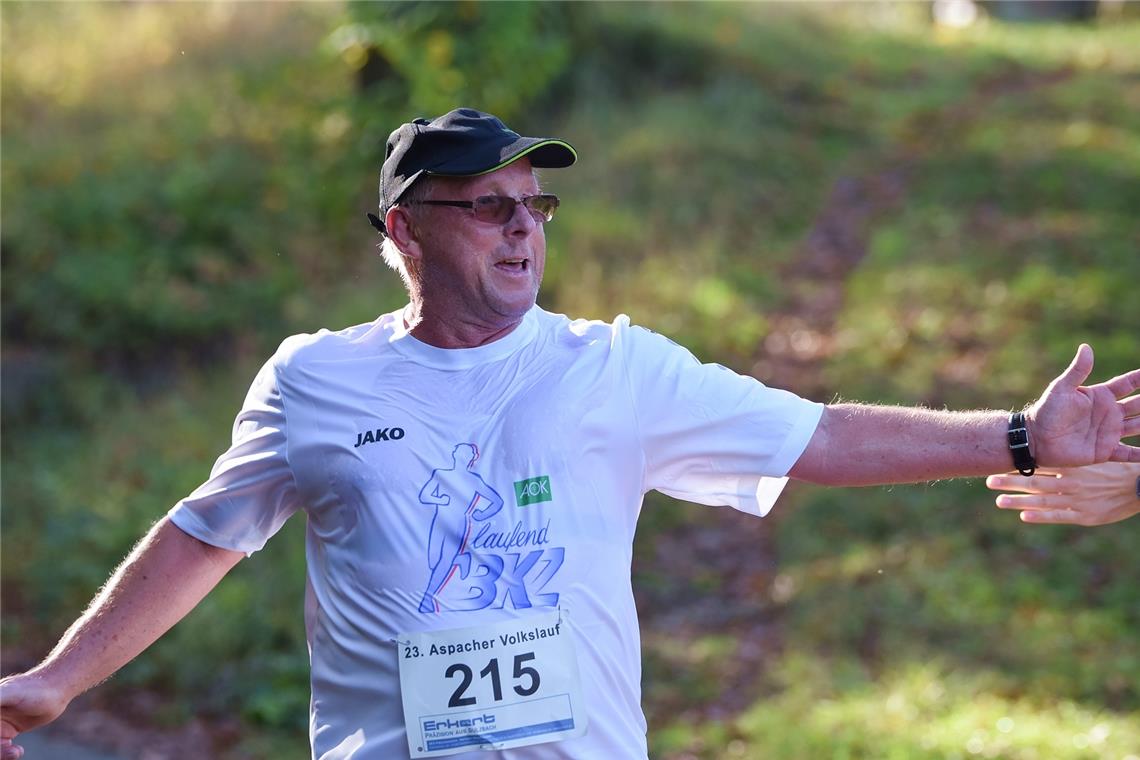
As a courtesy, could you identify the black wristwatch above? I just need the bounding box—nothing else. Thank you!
[1008,412,1037,477]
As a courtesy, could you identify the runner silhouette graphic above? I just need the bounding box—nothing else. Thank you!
[418,443,504,612]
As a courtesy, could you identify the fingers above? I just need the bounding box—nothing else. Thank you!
[1109,443,1140,463]
[1120,394,1140,418]
[994,494,1085,523]
[1020,509,1083,525]
[995,493,1064,510]
[1102,367,1140,399]
[1122,416,1140,438]
[986,472,1062,494]
[0,739,24,760]
[1055,343,1094,389]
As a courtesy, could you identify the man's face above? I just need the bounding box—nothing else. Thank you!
[412,159,546,331]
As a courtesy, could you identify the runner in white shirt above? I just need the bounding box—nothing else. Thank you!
[3,108,1138,760]
[169,302,823,759]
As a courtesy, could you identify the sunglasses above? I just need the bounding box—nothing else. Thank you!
[409,194,560,225]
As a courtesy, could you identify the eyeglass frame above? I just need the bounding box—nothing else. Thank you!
[404,194,561,224]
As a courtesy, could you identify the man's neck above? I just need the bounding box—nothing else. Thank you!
[403,301,527,349]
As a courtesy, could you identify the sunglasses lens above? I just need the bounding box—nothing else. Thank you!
[470,195,560,224]
[472,196,514,224]
[526,195,559,222]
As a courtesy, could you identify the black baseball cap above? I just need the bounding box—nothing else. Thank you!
[367,108,577,236]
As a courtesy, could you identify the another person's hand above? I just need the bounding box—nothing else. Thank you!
[987,462,1140,526]
[0,672,72,760]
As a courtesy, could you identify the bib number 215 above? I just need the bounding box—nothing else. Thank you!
[397,611,586,757]
[447,652,540,707]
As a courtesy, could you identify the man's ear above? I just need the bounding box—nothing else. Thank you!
[385,206,423,261]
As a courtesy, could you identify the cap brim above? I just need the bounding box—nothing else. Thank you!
[428,138,577,178]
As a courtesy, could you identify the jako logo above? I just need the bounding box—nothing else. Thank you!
[354,427,405,447]
[514,475,553,506]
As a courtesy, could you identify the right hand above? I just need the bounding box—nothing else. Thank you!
[987,462,1140,526]
[1,672,72,760]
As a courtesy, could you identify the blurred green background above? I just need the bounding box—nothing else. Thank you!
[2,2,1138,758]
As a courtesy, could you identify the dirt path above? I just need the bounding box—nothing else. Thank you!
[0,672,218,760]
[12,730,125,760]
[11,711,216,760]
[633,162,910,728]
[636,62,1076,733]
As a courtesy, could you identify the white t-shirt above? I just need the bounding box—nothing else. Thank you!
[169,306,823,760]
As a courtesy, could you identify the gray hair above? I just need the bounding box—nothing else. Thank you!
[378,175,437,296]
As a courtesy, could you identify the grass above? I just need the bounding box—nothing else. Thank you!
[3,3,1139,758]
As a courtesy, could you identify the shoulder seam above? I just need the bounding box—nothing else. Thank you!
[270,356,301,495]
[616,322,649,494]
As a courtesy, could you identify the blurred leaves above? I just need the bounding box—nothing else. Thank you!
[329,2,576,120]
[3,2,1140,758]
[1,3,347,361]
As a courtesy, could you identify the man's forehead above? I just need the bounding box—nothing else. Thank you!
[429,160,538,197]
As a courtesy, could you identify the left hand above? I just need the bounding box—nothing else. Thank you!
[1,671,73,760]
[1026,344,1140,466]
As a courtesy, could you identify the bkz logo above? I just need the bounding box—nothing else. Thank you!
[417,444,562,613]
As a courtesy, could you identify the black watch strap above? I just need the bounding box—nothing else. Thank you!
[1008,412,1037,477]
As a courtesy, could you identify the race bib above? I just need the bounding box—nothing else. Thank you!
[397,609,587,757]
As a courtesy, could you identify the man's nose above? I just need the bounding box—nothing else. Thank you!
[503,200,539,236]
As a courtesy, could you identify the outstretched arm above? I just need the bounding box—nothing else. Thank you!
[789,404,1010,486]
[0,517,243,760]
[987,462,1140,526]
[790,345,1140,487]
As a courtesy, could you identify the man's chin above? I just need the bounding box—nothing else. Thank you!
[491,284,540,317]
[497,299,537,321]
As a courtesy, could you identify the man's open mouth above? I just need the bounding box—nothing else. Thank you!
[495,258,529,272]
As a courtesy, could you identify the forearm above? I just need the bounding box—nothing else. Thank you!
[28,516,243,702]
[790,404,1012,486]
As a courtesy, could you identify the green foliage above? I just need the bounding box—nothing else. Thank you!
[1,356,312,732]
[3,2,1140,758]
[1,2,399,364]
[824,53,1140,406]
[753,481,1140,759]
[333,2,577,121]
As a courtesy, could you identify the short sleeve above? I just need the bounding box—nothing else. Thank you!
[168,354,301,555]
[622,323,823,517]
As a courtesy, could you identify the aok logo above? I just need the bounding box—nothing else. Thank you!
[354,427,405,447]
[514,475,552,506]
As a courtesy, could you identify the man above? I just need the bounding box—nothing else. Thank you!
[2,108,1138,760]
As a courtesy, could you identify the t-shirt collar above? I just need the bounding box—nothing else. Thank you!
[388,306,539,369]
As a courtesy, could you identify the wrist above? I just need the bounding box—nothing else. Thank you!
[12,666,76,709]
[26,659,86,706]
[1007,411,1037,476]
[1022,408,1038,457]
